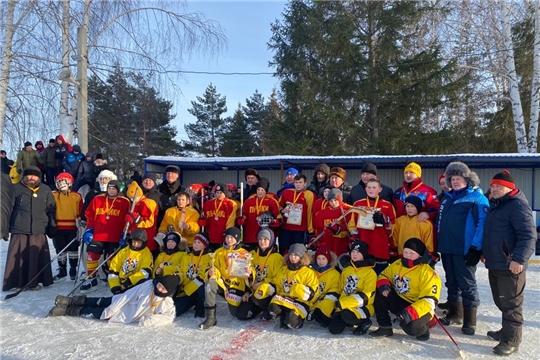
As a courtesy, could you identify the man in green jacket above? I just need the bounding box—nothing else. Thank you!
[16,141,42,174]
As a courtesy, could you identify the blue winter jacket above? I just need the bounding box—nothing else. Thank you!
[482,190,536,270]
[437,186,490,255]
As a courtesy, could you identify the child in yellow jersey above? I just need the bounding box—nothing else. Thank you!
[153,232,187,278]
[199,227,253,329]
[237,228,283,321]
[174,232,212,318]
[392,195,434,257]
[369,238,441,341]
[329,240,377,335]
[306,244,340,328]
[264,244,320,329]
[108,229,154,295]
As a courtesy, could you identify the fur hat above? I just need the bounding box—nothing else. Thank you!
[257,177,270,192]
[285,167,299,176]
[404,162,422,178]
[289,243,306,258]
[361,162,377,176]
[165,165,180,174]
[349,240,369,259]
[314,163,330,177]
[327,188,342,202]
[404,195,423,214]
[24,141,32,148]
[444,161,480,188]
[490,170,515,189]
[315,244,332,264]
[257,228,276,248]
[194,232,210,248]
[330,167,346,180]
[245,168,258,180]
[153,275,180,298]
[403,238,426,256]
[23,166,41,178]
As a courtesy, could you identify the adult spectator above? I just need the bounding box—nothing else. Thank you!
[327,167,352,202]
[437,161,489,336]
[2,166,56,291]
[307,163,330,198]
[1,150,11,174]
[393,162,439,221]
[347,162,393,205]
[73,152,95,192]
[437,173,450,200]
[43,139,57,187]
[483,170,536,356]
[93,153,109,179]
[62,144,84,178]
[242,168,259,201]
[16,141,43,175]
[1,172,14,240]
[130,170,143,187]
[141,173,168,231]
[54,135,71,176]
[158,165,185,210]
[277,167,299,198]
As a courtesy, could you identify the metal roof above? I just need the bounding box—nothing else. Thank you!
[144,153,540,171]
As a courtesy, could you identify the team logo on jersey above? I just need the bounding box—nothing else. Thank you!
[121,257,139,275]
[186,263,199,280]
[344,275,358,296]
[255,264,268,282]
[393,275,411,294]
[319,282,326,294]
[282,279,298,294]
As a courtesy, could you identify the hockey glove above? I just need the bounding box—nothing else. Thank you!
[82,227,94,245]
[110,286,122,295]
[198,218,206,227]
[236,216,245,227]
[372,212,385,226]
[154,232,166,247]
[124,212,141,225]
[46,218,58,238]
[465,247,482,267]
[269,219,281,228]
[119,233,127,248]
[327,223,341,235]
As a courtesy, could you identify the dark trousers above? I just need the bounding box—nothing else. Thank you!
[237,296,264,320]
[441,253,479,308]
[488,269,526,347]
[374,289,430,336]
[46,167,56,188]
[278,229,306,255]
[80,296,113,319]
[73,179,94,192]
[173,286,205,316]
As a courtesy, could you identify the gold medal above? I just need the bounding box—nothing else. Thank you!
[106,216,110,220]
[214,216,219,221]
[33,193,38,198]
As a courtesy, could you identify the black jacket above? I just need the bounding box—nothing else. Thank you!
[10,180,56,235]
[143,186,169,228]
[1,173,14,239]
[482,190,536,270]
[346,181,394,205]
[1,157,10,174]
[158,180,185,210]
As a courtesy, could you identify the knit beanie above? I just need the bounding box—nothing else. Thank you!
[444,161,480,187]
[49,139,56,144]
[165,232,181,246]
[404,162,422,178]
[327,188,343,202]
[286,168,299,176]
[361,162,377,176]
[403,238,426,256]
[107,180,121,192]
[24,141,32,148]
[224,227,241,242]
[143,173,157,184]
[214,183,227,193]
[349,240,369,259]
[95,153,103,160]
[194,232,210,248]
[289,243,306,258]
[257,228,276,248]
[404,195,423,215]
[153,275,180,298]
[23,166,41,178]
[490,170,515,189]
[315,244,332,264]
[257,177,270,192]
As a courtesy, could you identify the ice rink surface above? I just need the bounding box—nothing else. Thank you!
[1,239,539,360]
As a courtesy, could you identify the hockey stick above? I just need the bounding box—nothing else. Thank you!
[435,315,466,359]
[240,181,244,241]
[4,236,79,300]
[307,207,367,249]
[65,245,122,298]
[74,224,87,285]
[200,187,205,232]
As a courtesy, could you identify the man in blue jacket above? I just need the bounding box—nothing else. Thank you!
[437,161,489,336]
[483,170,536,356]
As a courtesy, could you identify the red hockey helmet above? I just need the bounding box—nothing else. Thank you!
[56,172,74,191]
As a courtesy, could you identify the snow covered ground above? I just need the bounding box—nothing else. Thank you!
[1,239,539,360]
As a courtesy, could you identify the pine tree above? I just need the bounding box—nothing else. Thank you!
[183,84,227,157]
[242,90,267,156]
[221,105,257,157]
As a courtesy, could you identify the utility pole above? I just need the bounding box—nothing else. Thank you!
[74,25,88,153]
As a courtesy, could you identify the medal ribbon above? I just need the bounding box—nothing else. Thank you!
[105,197,118,217]
[404,182,424,198]
[214,199,225,218]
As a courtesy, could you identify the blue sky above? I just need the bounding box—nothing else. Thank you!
[172,1,286,142]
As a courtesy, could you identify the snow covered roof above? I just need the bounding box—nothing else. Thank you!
[144,153,540,171]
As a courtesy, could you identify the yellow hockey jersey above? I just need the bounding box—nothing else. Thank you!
[377,260,441,321]
[158,206,200,247]
[108,247,154,291]
[53,190,83,230]
[392,215,434,255]
[179,251,212,296]
[153,250,186,277]
[250,249,284,284]
[310,266,341,318]
[336,263,377,320]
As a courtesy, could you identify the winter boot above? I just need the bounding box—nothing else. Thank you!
[352,319,372,336]
[493,343,519,356]
[487,329,502,342]
[48,306,68,317]
[55,295,87,307]
[369,326,394,338]
[461,307,477,335]
[69,258,78,281]
[194,307,205,318]
[199,306,217,330]
[439,301,463,326]
[437,301,449,310]
[53,263,68,282]
[65,306,83,317]
[416,329,430,341]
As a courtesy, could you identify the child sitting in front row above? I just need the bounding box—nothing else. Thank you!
[153,231,187,278]
[329,240,377,335]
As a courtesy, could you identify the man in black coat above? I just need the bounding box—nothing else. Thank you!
[158,165,185,211]
[1,173,14,240]
[2,166,56,291]
[482,170,536,356]
[141,173,168,229]
[346,162,394,205]
[1,150,11,174]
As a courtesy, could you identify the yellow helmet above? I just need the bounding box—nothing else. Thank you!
[126,181,143,200]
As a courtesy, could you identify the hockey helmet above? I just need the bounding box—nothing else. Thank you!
[227,183,238,193]
[129,229,148,251]
[256,211,274,228]
[126,181,143,200]
[56,172,74,191]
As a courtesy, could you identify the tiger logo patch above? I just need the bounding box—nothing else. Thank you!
[344,275,358,296]
[121,257,139,276]
[393,275,411,294]
[186,263,200,280]
[255,264,268,282]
